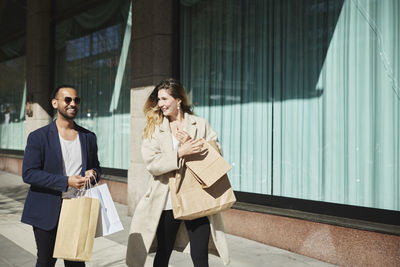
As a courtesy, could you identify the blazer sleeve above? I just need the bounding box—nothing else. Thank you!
[22,131,69,192]
[141,132,179,177]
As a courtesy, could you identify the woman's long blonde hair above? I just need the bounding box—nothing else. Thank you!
[143,78,193,139]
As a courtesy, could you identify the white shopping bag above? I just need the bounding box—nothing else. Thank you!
[85,183,124,237]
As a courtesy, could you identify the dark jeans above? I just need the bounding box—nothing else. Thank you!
[153,210,210,267]
[33,226,85,267]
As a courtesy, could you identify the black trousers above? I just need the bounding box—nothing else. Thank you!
[153,210,210,267]
[33,226,85,267]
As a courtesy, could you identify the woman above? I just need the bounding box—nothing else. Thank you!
[126,78,229,267]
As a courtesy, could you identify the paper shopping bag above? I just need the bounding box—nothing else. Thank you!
[85,183,124,237]
[170,140,236,220]
[184,139,232,188]
[53,197,100,261]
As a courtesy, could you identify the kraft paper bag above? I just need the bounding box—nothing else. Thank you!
[185,139,232,188]
[85,183,124,237]
[53,197,100,262]
[170,140,236,220]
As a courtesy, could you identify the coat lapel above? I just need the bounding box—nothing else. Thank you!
[76,125,87,175]
[184,113,197,140]
[159,117,174,151]
[159,117,170,133]
[158,113,197,150]
[49,121,64,174]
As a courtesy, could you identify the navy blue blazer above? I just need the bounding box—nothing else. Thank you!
[21,121,101,230]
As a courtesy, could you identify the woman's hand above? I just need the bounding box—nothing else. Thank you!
[176,130,191,144]
[178,139,205,158]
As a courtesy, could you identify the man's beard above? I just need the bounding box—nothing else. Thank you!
[58,108,77,120]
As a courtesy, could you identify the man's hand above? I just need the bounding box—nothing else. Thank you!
[68,175,87,189]
[85,169,97,182]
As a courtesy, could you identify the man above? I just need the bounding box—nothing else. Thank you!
[21,85,101,267]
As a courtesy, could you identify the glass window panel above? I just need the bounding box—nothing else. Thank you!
[55,0,131,169]
[0,0,26,150]
[0,57,26,150]
[180,0,400,210]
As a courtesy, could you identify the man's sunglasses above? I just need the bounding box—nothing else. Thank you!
[61,97,81,104]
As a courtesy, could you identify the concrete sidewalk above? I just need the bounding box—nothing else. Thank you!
[0,170,336,267]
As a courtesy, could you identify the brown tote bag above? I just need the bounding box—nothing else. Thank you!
[53,196,100,262]
[170,140,236,220]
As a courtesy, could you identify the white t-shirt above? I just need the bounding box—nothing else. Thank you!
[164,135,179,210]
[59,134,82,198]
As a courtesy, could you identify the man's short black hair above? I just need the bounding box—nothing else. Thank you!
[51,84,77,100]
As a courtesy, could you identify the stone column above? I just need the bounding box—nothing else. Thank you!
[128,0,179,215]
[25,0,52,137]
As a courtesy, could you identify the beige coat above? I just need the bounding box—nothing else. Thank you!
[126,113,230,267]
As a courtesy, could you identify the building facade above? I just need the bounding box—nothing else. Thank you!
[0,0,399,266]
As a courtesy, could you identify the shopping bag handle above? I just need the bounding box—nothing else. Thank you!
[76,174,96,198]
[90,174,98,186]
